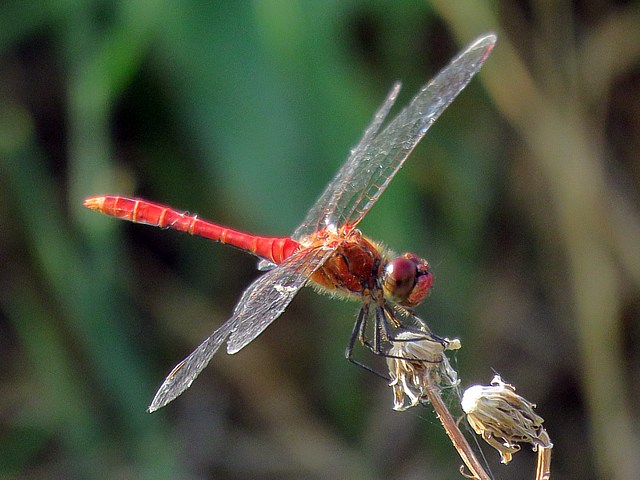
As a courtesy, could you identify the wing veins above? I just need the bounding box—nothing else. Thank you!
[292,34,496,238]
[226,246,335,353]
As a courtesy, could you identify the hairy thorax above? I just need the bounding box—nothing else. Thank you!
[308,228,386,300]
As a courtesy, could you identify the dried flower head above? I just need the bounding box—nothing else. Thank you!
[386,332,461,411]
[461,375,553,465]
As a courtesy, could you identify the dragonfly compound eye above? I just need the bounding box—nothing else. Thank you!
[383,253,433,307]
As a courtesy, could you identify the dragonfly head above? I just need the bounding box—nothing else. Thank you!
[382,253,433,308]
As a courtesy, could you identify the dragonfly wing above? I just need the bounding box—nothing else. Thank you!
[257,258,276,271]
[292,34,495,239]
[148,246,332,412]
[226,245,334,354]
[292,82,401,241]
[148,318,235,412]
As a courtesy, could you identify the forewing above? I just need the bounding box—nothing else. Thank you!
[293,33,496,239]
[226,245,334,354]
[291,82,401,241]
[147,318,235,412]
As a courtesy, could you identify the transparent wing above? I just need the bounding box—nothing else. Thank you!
[148,244,334,412]
[226,245,334,353]
[148,318,235,412]
[291,82,401,241]
[292,33,496,240]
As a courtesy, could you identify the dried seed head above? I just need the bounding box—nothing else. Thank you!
[386,332,461,411]
[461,375,553,464]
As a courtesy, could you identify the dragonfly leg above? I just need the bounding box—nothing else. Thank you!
[344,304,366,361]
[361,304,448,364]
[354,303,390,356]
[345,305,389,380]
[373,304,386,354]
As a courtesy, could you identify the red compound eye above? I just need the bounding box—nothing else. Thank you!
[382,254,433,307]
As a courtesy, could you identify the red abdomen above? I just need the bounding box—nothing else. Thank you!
[84,195,300,265]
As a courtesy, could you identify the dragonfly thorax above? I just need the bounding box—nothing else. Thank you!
[309,229,383,299]
[381,253,433,308]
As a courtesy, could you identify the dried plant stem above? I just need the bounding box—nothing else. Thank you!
[423,380,491,480]
[536,430,552,480]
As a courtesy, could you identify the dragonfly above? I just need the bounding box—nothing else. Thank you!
[84,33,495,413]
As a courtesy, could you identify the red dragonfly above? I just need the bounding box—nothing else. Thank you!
[84,34,495,412]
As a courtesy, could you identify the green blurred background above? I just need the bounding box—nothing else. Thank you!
[1,1,639,479]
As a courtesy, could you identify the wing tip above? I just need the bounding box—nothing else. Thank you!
[473,32,497,48]
[469,32,497,62]
[226,343,241,355]
[147,389,172,413]
[147,396,165,414]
